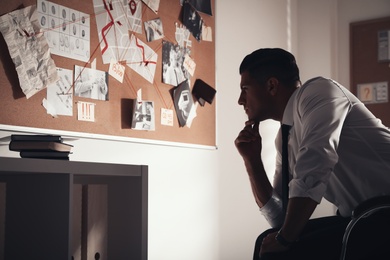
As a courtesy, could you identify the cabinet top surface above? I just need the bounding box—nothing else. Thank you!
[0,157,147,176]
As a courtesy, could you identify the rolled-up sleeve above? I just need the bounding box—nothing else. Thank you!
[260,128,284,228]
[260,190,284,228]
[289,78,351,203]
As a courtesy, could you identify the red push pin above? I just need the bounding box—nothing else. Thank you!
[129,0,137,15]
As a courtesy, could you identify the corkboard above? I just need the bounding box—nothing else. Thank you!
[350,16,390,127]
[0,0,216,148]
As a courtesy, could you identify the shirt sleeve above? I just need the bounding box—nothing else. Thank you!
[260,128,284,228]
[259,190,284,228]
[289,78,352,203]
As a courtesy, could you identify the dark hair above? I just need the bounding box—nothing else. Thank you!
[239,48,300,87]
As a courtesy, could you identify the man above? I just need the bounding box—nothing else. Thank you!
[235,48,390,259]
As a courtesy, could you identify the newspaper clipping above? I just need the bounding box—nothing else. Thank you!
[0,5,58,99]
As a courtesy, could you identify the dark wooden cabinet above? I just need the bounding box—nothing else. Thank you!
[0,157,148,260]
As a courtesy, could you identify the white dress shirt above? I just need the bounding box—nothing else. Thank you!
[261,77,390,228]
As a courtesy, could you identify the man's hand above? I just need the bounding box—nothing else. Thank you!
[260,231,290,256]
[234,120,261,162]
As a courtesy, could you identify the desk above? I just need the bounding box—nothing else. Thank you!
[0,157,148,260]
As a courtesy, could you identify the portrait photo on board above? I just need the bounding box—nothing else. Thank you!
[173,79,194,127]
[180,0,212,16]
[182,1,202,41]
[162,40,190,86]
[144,18,164,42]
[131,100,156,131]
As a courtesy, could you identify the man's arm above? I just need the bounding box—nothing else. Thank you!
[235,120,273,207]
[235,121,319,257]
[246,159,273,208]
[281,197,318,241]
[259,197,318,255]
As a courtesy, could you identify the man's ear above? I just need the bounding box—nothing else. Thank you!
[267,77,279,96]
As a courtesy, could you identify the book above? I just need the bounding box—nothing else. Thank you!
[9,141,73,152]
[10,134,62,142]
[20,150,70,160]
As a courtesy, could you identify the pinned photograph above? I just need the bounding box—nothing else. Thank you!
[144,18,164,42]
[74,65,109,101]
[181,0,212,16]
[162,40,190,86]
[173,80,195,127]
[182,1,202,41]
[131,100,155,131]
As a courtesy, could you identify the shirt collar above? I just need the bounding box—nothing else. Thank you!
[281,88,298,126]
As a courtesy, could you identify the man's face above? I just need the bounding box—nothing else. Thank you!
[238,71,275,122]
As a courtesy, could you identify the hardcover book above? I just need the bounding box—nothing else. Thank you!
[10,134,62,142]
[9,141,73,152]
[20,151,70,160]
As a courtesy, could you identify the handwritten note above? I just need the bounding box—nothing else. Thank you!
[183,54,196,77]
[77,101,95,122]
[109,59,125,83]
[161,108,174,126]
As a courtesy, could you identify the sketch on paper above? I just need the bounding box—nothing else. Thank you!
[127,34,158,83]
[93,0,142,64]
[46,68,73,116]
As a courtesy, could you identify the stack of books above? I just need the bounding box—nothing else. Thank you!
[9,134,73,160]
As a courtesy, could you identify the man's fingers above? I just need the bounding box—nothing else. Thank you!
[236,129,259,144]
[244,120,260,132]
[245,120,256,127]
[253,121,260,132]
[236,135,255,143]
[235,121,261,147]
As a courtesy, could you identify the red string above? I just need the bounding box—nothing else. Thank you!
[24,1,183,110]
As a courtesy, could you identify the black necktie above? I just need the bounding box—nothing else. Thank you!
[281,124,291,215]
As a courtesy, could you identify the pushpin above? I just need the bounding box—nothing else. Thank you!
[129,0,137,15]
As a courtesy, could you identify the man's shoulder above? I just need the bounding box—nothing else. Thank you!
[295,77,343,104]
[302,76,330,88]
[299,77,342,94]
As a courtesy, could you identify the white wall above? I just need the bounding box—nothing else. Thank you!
[0,1,389,260]
[296,0,338,81]
[336,0,390,88]
[0,130,220,260]
[297,0,390,87]
[216,1,292,259]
